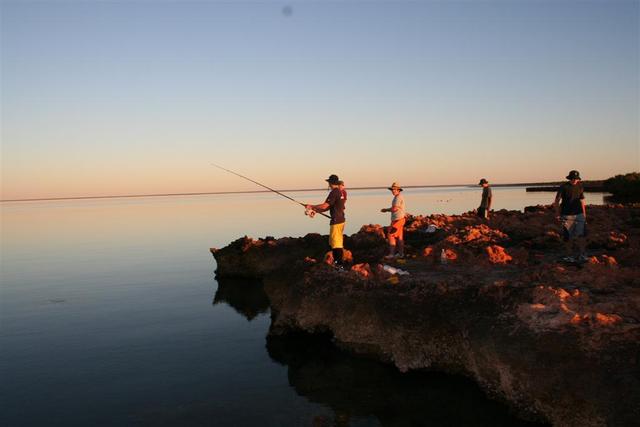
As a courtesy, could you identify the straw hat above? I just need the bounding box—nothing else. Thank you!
[388,182,403,191]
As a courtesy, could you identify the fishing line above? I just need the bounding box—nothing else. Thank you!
[210,163,331,219]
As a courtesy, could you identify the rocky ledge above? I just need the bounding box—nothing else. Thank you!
[210,205,640,427]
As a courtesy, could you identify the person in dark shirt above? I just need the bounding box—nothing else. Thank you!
[477,178,492,219]
[553,170,587,262]
[305,174,347,267]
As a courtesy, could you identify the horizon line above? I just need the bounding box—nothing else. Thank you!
[0,181,570,203]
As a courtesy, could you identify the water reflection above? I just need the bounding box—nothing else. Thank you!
[267,334,547,427]
[1,189,587,426]
[213,277,270,320]
[213,278,547,426]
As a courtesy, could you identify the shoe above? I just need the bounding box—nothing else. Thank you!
[333,263,347,272]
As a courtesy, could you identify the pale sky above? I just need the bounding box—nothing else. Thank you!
[1,0,639,200]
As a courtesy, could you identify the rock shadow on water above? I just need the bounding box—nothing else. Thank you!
[266,333,548,427]
[213,277,270,320]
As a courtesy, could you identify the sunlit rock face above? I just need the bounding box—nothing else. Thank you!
[211,205,640,427]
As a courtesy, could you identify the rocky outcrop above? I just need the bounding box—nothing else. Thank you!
[210,205,640,426]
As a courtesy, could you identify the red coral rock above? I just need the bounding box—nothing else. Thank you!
[445,235,462,245]
[351,263,372,278]
[608,232,627,246]
[323,249,354,265]
[355,224,386,240]
[241,237,259,252]
[464,227,484,242]
[442,249,457,262]
[594,313,623,326]
[343,249,353,264]
[485,245,513,264]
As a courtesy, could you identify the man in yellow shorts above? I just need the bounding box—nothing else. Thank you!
[381,182,406,259]
[305,174,347,268]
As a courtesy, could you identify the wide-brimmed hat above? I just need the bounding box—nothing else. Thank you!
[478,178,488,185]
[566,170,581,180]
[325,174,340,185]
[388,182,403,191]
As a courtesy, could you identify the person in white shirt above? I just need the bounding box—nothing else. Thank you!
[380,182,406,259]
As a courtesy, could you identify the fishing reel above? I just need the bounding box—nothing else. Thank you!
[305,207,316,218]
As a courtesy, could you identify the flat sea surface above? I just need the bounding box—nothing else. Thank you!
[1,187,604,426]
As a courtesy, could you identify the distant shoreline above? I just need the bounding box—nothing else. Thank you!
[524,180,605,193]
[0,181,604,203]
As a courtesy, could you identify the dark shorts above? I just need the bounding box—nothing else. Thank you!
[477,207,488,219]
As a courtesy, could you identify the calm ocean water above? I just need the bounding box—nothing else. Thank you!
[1,187,602,426]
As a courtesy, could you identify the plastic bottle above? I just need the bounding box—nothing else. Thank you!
[383,265,398,275]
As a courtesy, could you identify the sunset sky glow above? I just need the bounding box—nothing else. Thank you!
[1,0,638,200]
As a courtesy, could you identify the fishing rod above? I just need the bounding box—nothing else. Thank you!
[210,163,331,219]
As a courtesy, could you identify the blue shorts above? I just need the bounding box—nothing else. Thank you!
[561,214,585,241]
